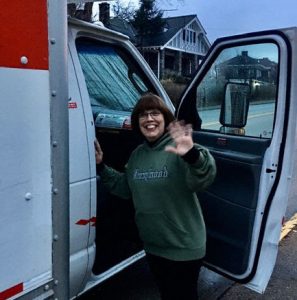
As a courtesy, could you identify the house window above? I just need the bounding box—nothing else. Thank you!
[182,28,197,45]
[183,29,186,41]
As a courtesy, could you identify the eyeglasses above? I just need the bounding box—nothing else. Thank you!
[139,110,161,120]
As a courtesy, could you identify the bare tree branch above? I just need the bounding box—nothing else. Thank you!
[112,0,136,21]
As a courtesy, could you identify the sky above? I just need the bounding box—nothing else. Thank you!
[116,0,297,43]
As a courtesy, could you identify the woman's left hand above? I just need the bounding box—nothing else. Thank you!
[94,138,104,164]
[165,121,194,156]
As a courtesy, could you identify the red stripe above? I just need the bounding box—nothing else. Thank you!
[0,283,23,300]
[76,219,89,225]
[90,217,97,227]
[76,217,97,226]
[68,102,78,109]
[0,1,48,70]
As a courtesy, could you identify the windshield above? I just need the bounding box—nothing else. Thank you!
[76,39,149,112]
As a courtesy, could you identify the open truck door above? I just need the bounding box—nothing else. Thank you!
[177,28,297,293]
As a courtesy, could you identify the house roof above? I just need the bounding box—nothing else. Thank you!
[221,51,277,70]
[140,14,207,48]
[108,17,137,43]
[107,14,209,49]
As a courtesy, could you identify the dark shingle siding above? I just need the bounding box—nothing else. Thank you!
[107,15,200,48]
[140,15,197,47]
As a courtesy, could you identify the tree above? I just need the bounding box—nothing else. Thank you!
[131,0,166,40]
[112,0,136,21]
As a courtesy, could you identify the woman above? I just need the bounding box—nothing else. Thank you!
[95,93,216,299]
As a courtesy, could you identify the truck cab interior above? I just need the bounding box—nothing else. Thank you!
[74,31,283,286]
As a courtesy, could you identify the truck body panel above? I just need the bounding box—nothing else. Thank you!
[0,1,69,299]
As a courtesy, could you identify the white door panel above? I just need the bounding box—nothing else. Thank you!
[177,28,296,292]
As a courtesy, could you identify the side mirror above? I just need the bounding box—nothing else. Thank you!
[220,82,250,129]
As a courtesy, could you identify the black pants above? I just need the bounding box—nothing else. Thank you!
[146,253,203,300]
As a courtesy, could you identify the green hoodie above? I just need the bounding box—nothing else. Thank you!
[99,133,216,261]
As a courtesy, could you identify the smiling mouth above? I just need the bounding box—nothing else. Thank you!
[145,124,157,130]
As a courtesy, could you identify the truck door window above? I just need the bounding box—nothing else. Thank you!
[197,43,279,138]
[76,38,152,129]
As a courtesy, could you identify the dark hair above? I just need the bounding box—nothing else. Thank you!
[131,93,175,135]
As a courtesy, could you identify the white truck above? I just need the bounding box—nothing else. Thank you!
[1,0,297,299]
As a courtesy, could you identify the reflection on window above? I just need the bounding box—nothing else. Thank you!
[76,39,148,113]
[197,43,278,138]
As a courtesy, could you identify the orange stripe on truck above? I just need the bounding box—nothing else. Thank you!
[0,1,48,70]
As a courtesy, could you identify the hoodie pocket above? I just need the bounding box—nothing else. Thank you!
[135,211,192,249]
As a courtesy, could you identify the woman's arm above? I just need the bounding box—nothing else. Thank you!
[165,121,216,192]
[95,139,131,199]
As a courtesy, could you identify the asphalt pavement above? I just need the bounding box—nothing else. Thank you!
[217,220,297,300]
[79,217,297,300]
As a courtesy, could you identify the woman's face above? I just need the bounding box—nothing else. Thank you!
[138,109,165,142]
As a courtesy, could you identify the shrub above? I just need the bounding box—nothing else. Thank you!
[161,79,187,107]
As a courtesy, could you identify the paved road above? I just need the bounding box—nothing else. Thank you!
[200,102,274,138]
[219,226,297,300]
[79,220,297,300]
